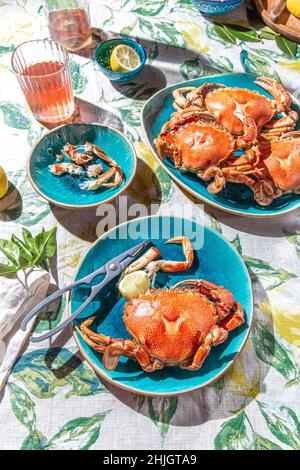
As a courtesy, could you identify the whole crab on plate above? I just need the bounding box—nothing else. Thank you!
[142,73,300,217]
[70,216,253,396]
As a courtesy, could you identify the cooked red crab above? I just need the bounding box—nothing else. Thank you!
[154,108,238,193]
[219,131,300,206]
[76,237,244,372]
[173,77,297,146]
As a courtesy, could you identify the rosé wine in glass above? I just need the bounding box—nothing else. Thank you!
[12,40,75,125]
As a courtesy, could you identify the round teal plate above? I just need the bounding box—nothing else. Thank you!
[70,216,253,396]
[27,123,137,209]
[142,73,300,218]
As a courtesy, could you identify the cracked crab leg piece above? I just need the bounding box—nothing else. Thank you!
[124,246,161,275]
[84,142,119,167]
[83,166,123,190]
[48,162,83,175]
[62,143,94,165]
[125,237,194,278]
[146,236,194,276]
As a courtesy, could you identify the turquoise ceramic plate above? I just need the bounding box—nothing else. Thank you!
[70,216,253,396]
[27,123,137,209]
[142,73,300,218]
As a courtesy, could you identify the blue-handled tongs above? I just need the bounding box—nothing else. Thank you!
[21,240,151,343]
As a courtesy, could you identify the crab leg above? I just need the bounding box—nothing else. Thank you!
[77,317,160,372]
[147,236,194,277]
[83,166,123,190]
[181,326,228,371]
[84,142,119,168]
[124,246,161,274]
[262,110,298,132]
[62,143,94,165]
[234,109,258,148]
[173,83,225,111]
[255,76,292,114]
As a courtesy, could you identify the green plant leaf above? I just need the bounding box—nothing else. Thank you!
[0,101,32,129]
[0,261,18,275]
[132,0,166,16]
[12,348,107,398]
[275,36,298,59]
[252,321,300,386]
[214,410,282,450]
[21,431,48,450]
[210,24,236,45]
[0,239,20,266]
[11,234,33,262]
[32,226,57,266]
[148,397,178,444]
[224,25,261,42]
[138,17,187,48]
[259,26,279,40]
[257,402,300,449]
[46,412,110,450]
[8,383,36,431]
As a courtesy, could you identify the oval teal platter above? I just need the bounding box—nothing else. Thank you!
[142,73,300,218]
[27,123,137,209]
[70,215,253,396]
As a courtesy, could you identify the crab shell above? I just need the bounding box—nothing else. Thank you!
[205,87,275,136]
[155,111,235,172]
[261,137,300,191]
[123,286,242,369]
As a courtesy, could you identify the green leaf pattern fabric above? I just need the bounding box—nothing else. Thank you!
[0,0,300,450]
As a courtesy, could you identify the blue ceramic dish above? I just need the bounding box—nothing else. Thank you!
[94,38,147,83]
[70,215,253,396]
[27,123,137,209]
[191,0,244,15]
[142,73,300,218]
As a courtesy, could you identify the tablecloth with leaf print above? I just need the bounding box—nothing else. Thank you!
[0,0,300,450]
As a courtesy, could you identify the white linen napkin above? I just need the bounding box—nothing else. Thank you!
[0,267,50,390]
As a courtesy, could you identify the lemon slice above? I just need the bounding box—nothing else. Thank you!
[119,270,150,300]
[0,167,8,199]
[110,45,141,73]
[287,0,300,18]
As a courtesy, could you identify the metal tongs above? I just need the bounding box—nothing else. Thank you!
[21,240,151,343]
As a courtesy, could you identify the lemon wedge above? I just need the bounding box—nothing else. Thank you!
[287,0,300,18]
[119,270,150,300]
[0,166,8,199]
[110,45,141,73]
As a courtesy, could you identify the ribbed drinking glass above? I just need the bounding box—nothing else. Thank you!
[11,39,75,125]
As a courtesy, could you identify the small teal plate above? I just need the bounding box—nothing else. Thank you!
[70,215,253,396]
[27,123,137,209]
[142,73,300,218]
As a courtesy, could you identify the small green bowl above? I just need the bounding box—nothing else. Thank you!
[94,38,147,82]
